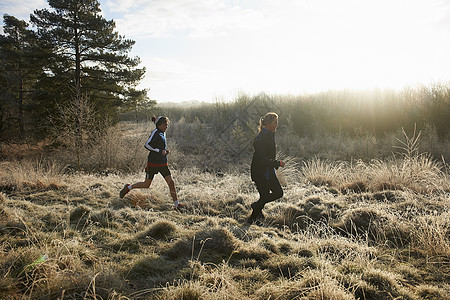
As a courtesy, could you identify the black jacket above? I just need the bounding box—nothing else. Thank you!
[250,128,280,182]
[144,128,168,166]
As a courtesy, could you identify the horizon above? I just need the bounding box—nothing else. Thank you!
[1,0,450,103]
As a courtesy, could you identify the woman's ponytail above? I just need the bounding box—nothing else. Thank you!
[152,116,170,128]
[258,117,264,132]
[258,112,278,132]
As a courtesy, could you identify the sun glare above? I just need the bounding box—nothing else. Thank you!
[111,0,450,101]
[246,0,450,95]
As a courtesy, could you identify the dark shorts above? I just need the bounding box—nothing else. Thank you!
[146,165,171,180]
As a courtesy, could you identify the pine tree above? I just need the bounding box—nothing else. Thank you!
[0,15,43,140]
[30,0,147,120]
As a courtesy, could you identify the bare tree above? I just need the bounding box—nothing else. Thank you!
[52,87,98,170]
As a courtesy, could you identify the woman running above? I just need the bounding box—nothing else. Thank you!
[120,116,185,209]
[248,112,285,223]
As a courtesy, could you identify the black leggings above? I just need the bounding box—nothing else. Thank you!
[253,175,283,211]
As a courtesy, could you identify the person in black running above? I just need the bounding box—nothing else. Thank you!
[120,116,185,209]
[248,112,285,224]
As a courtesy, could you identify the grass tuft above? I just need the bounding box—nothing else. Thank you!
[416,284,448,299]
[138,220,178,240]
[335,207,386,238]
[166,227,238,262]
[69,205,91,228]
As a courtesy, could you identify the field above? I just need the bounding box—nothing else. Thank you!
[1,88,449,299]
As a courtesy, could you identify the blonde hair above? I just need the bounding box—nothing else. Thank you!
[258,112,278,132]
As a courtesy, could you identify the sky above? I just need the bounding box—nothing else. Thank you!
[1,0,450,103]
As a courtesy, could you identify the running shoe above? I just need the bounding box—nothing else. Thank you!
[174,203,187,210]
[120,184,130,198]
[250,202,265,219]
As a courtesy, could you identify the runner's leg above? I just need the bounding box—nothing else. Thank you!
[164,175,178,202]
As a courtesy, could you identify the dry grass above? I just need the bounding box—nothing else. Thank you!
[301,155,448,194]
[301,158,345,188]
[301,126,449,195]
[0,122,448,299]
[0,159,67,191]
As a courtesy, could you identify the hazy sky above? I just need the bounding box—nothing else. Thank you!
[1,0,450,102]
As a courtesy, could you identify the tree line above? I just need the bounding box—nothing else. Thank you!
[0,0,155,143]
[155,87,449,141]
